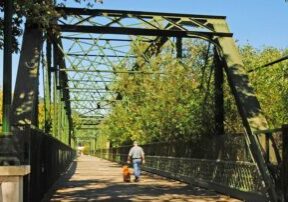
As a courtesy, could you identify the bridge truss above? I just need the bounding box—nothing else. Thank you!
[10,7,282,201]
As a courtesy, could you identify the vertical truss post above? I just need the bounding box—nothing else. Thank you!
[55,44,61,140]
[52,42,58,138]
[281,124,288,201]
[11,25,43,127]
[54,37,73,143]
[68,123,72,146]
[210,19,278,201]
[62,108,65,143]
[176,37,182,58]
[265,132,270,163]
[44,39,52,133]
[214,49,224,136]
[2,0,13,133]
[34,62,40,127]
[62,106,67,143]
[57,96,62,140]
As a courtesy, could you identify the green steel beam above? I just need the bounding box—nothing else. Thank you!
[68,79,113,83]
[69,91,113,94]
[61,36,138,42]
[62,99,117,102]
[214,49,224,136]
[211,19,278,202]
[72,107,110,109]
[56,7,227,20]
[54,37,74,143]
[60,87,110,91]
[44,39,52,133]
[67,53,136,58]
[2,0,13,133]
[61,36,152,42]
[52,60,58,137]
[11,25,43,127]
[59,68,163,74]
[176,37,182,58]
[59,25,232,38]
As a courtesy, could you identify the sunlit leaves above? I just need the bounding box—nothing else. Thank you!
[98,40,215,146]
[0,0,104,52]
[97,42,288,147]
[240,45,288,128]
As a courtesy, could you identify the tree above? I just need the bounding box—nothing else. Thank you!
[98,39,218,146]
[0,0,103,52]
[97,40,288,147]
[240,45,288,128]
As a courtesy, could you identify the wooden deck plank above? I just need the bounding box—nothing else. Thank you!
[43,155,242,202]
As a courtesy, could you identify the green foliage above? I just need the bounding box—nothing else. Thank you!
[240,45,288,128]
[98,40,218,146]
[0,0,103,52]
[95,41,288,147]
[38,101,45,130]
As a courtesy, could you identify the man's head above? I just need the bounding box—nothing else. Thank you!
[133,141,138,146]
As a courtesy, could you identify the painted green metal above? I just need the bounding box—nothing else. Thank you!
[52,71,58,138]
[210,18,278,202]
[2,0,13,133]
[281,125,288,201]
[176,37,182,58]
[59,69,163,74]
[59,24,233,38]
[67,79,113,83]
[214,49,224,136]
[11,26,43,127]
[59,46,74,144]
[56,7,227,19]
[44,40,52,133]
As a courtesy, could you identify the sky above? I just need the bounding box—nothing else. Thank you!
[0,0,288,92]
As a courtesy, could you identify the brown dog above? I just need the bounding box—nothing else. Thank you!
[122,165,131,182]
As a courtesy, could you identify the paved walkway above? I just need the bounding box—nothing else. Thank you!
[43,155,242,202]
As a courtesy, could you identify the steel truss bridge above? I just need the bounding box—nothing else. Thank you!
[1,6,288,202]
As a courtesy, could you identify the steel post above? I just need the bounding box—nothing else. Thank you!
[176,37,182,58]
[11,24,43,127]
[2,0,13,133]
[281,124,288,201]
[214,50,224,136]
[44,40,52,133]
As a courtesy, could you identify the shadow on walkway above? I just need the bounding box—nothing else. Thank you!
[42,155,242,202]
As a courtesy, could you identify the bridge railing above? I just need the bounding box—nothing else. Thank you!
[2,126,76,202]
[91,135,267,201]
[255,124,288,201]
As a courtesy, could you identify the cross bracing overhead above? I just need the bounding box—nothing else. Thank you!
[53,7,233,125]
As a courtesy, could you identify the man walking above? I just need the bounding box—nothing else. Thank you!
[127,141,145,182]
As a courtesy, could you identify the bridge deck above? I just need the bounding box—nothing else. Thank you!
[43,155,242,201]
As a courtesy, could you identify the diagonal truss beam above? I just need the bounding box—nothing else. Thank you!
[210,19,278,202]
